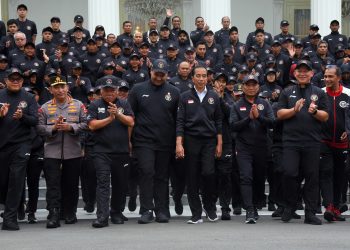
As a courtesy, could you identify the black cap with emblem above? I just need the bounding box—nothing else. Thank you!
[50,76,67,86]
[101,76,118,89]
[243,74,259,84]
[117,80,130,90]
[152,59,168,74]
[6,68,23,78]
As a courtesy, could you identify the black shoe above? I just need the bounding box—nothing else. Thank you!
[1,221,19,231]
[65,214,78,224]
[272,206,283,218]
[339,203,348,213]
[316,205,322,214]
[245,209,256,224]
[27,213,37,224]
[92,219,109,228]
[174,198,183,215]
[128,196,137,212]
[204,209,218,222]
[304,213,322,225]
[46,208,61,229]
[17,204,25,221]
[292,211,301,219]
[296,203,304,210]
[187,215,203,224]
[333,207,346,221]
[233,206,242,215]
[138,211,154,224]
[155,213,169,223]
[254,207,259,220]
[221,210,231,220]
[110,214,124,224]
[281,208,293,222]
[121,213,128,221]
[84,203,95,213]
[268,202,276,211]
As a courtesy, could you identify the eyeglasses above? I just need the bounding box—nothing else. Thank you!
[15,38,25,41]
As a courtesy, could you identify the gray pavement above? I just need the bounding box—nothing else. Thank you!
[1,206,350,250]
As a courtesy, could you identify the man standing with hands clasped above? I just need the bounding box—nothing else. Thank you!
[277,60,329,225]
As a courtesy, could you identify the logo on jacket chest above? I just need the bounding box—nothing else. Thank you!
[339,101,349,108]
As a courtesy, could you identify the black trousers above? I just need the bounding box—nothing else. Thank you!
[26,151,44,213]
[184,136,217,217]
[0,143,31,222]
[171,158,187,202]
[215,146,233,212]
[236,144,267,209]
[231,140,242,208]
[44,158,81,216]
[133,147,172,216]
[319,144,347,207]
[128,155,139,198]
[81,146,96,207]
[282,145,320,213]
[270,144,284,206]
[93,153,129,220]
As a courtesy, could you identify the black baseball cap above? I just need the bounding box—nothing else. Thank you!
[17,4,27,10]
[296,60,312,70]
[204,30,214,36]
[323,57,335,66]
[233,83,243,95]
[185,46,195,53]
[42,26,54,34]
[149,30,159,35]
[311,33,321,39]
[160,25,170,31]
[265,68,277,75]
[152,59,168,74]
[310,24,319,30]
[167,44,178,50]
[74,15,84,22]
[223,49,233,57]
[101,76,118,89]
[330,20,339,25]
[341,64,350,73]
[0,54,8,62]
[117,80,130,90]
[255,17,264,23]
[336,44,345,53]
[214,72,228,82]
[280,20,289,26]
[129,53,141,59]
[6,68,23,78]
[50,17,61,23]
[72,61,82,69]
[239,65,249,73]
[45,68,57,77]
[243,74,259,84]
[246,52,257,62]
[294,40,303,47]
[140,42,150,48]
[58,38,69,46]
[103,62,114,70]
[228,75,237,84]
[266,54,276,64]
[87,38,97,44]
[24,42,35,48]
[271,40,281,46]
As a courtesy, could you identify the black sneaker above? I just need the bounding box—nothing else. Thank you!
[292,211,301,219]
[17,204,25,221]
[2,221,19,231]
[92,219,108,228]
[128,196,137,212]
[245,210,256,224]
[268,202,276,211]
[272,206,283,218]
[121,213,129,221]
[254,207,259,220]
[304,213,322,225]
[221,210,231,220]
[204,209,218,222]
[28,213,37,224]
[187,216,203,224]
[138,211,154,224]
[174,198,183,215]
[65,214,77,224]
[84,203,95,213]
[155,213,169,223]
[110,214,124,224]
[339,203,348,213]
[281,208,293,222]
[233,206,242,215]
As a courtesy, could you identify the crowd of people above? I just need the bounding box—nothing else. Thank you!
[1,3,350,230]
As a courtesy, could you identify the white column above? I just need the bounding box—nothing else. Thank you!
[273,0,284,37]
[200,0,231,33]
[88,0,120,36]
[311,0,342,36]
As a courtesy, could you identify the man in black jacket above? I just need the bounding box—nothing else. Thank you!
[176,66,222,224]
[128,59,180,224]
[0,68,38,230]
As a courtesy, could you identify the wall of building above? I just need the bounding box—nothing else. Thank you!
[8,0,88,39]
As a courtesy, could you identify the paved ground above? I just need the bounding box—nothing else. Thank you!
[0,206,350,250]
